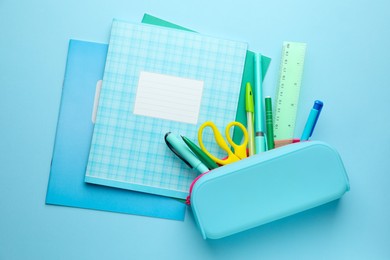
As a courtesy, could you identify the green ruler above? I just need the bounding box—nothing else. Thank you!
[273,42,306,141]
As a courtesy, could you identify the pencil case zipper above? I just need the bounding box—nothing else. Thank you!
[186,170,211,205]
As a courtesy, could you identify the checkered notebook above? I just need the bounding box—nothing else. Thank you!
[85,20,247,199]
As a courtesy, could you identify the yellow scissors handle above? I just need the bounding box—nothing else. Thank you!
[225,121,248,160]
[198,121,245,165]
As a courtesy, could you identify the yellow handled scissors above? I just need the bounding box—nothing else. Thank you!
[198,121,248,165]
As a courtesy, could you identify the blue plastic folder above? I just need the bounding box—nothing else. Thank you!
[46,40,186,220]
[188,141,350,239]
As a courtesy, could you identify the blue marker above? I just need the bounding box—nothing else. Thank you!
[300,100,324,141]
[164,132,209,174]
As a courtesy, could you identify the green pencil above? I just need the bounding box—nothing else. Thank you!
[265,96,275,150]
[181,136,219,170]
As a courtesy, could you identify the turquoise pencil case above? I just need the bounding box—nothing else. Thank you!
[187,141,350,239]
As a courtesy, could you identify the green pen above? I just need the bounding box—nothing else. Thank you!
[181,136,219,170]
[265,96,275,150]
[246,82,256,156]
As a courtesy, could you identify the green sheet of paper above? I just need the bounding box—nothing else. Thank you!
[141,14,271,144]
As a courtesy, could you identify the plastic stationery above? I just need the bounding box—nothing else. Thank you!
[164,132,209,175]
[46,40,186,220]
[85,20,248,199]
[273,42,307,141]
[301,100,323,141]
[198,121,248,165]
[188,141,350,239]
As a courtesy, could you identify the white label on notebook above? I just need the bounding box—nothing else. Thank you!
[134,71,204,124]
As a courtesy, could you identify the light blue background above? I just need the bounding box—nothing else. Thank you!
[0,0,389,259]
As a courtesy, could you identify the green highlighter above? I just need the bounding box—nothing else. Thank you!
[181,136,219,170]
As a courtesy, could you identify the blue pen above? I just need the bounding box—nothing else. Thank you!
[164,132,209,174]
[300,100,324,141]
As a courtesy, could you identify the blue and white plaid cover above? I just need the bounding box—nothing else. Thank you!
[85,20,247,199]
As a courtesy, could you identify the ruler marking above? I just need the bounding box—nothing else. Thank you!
[273,42,306,141]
